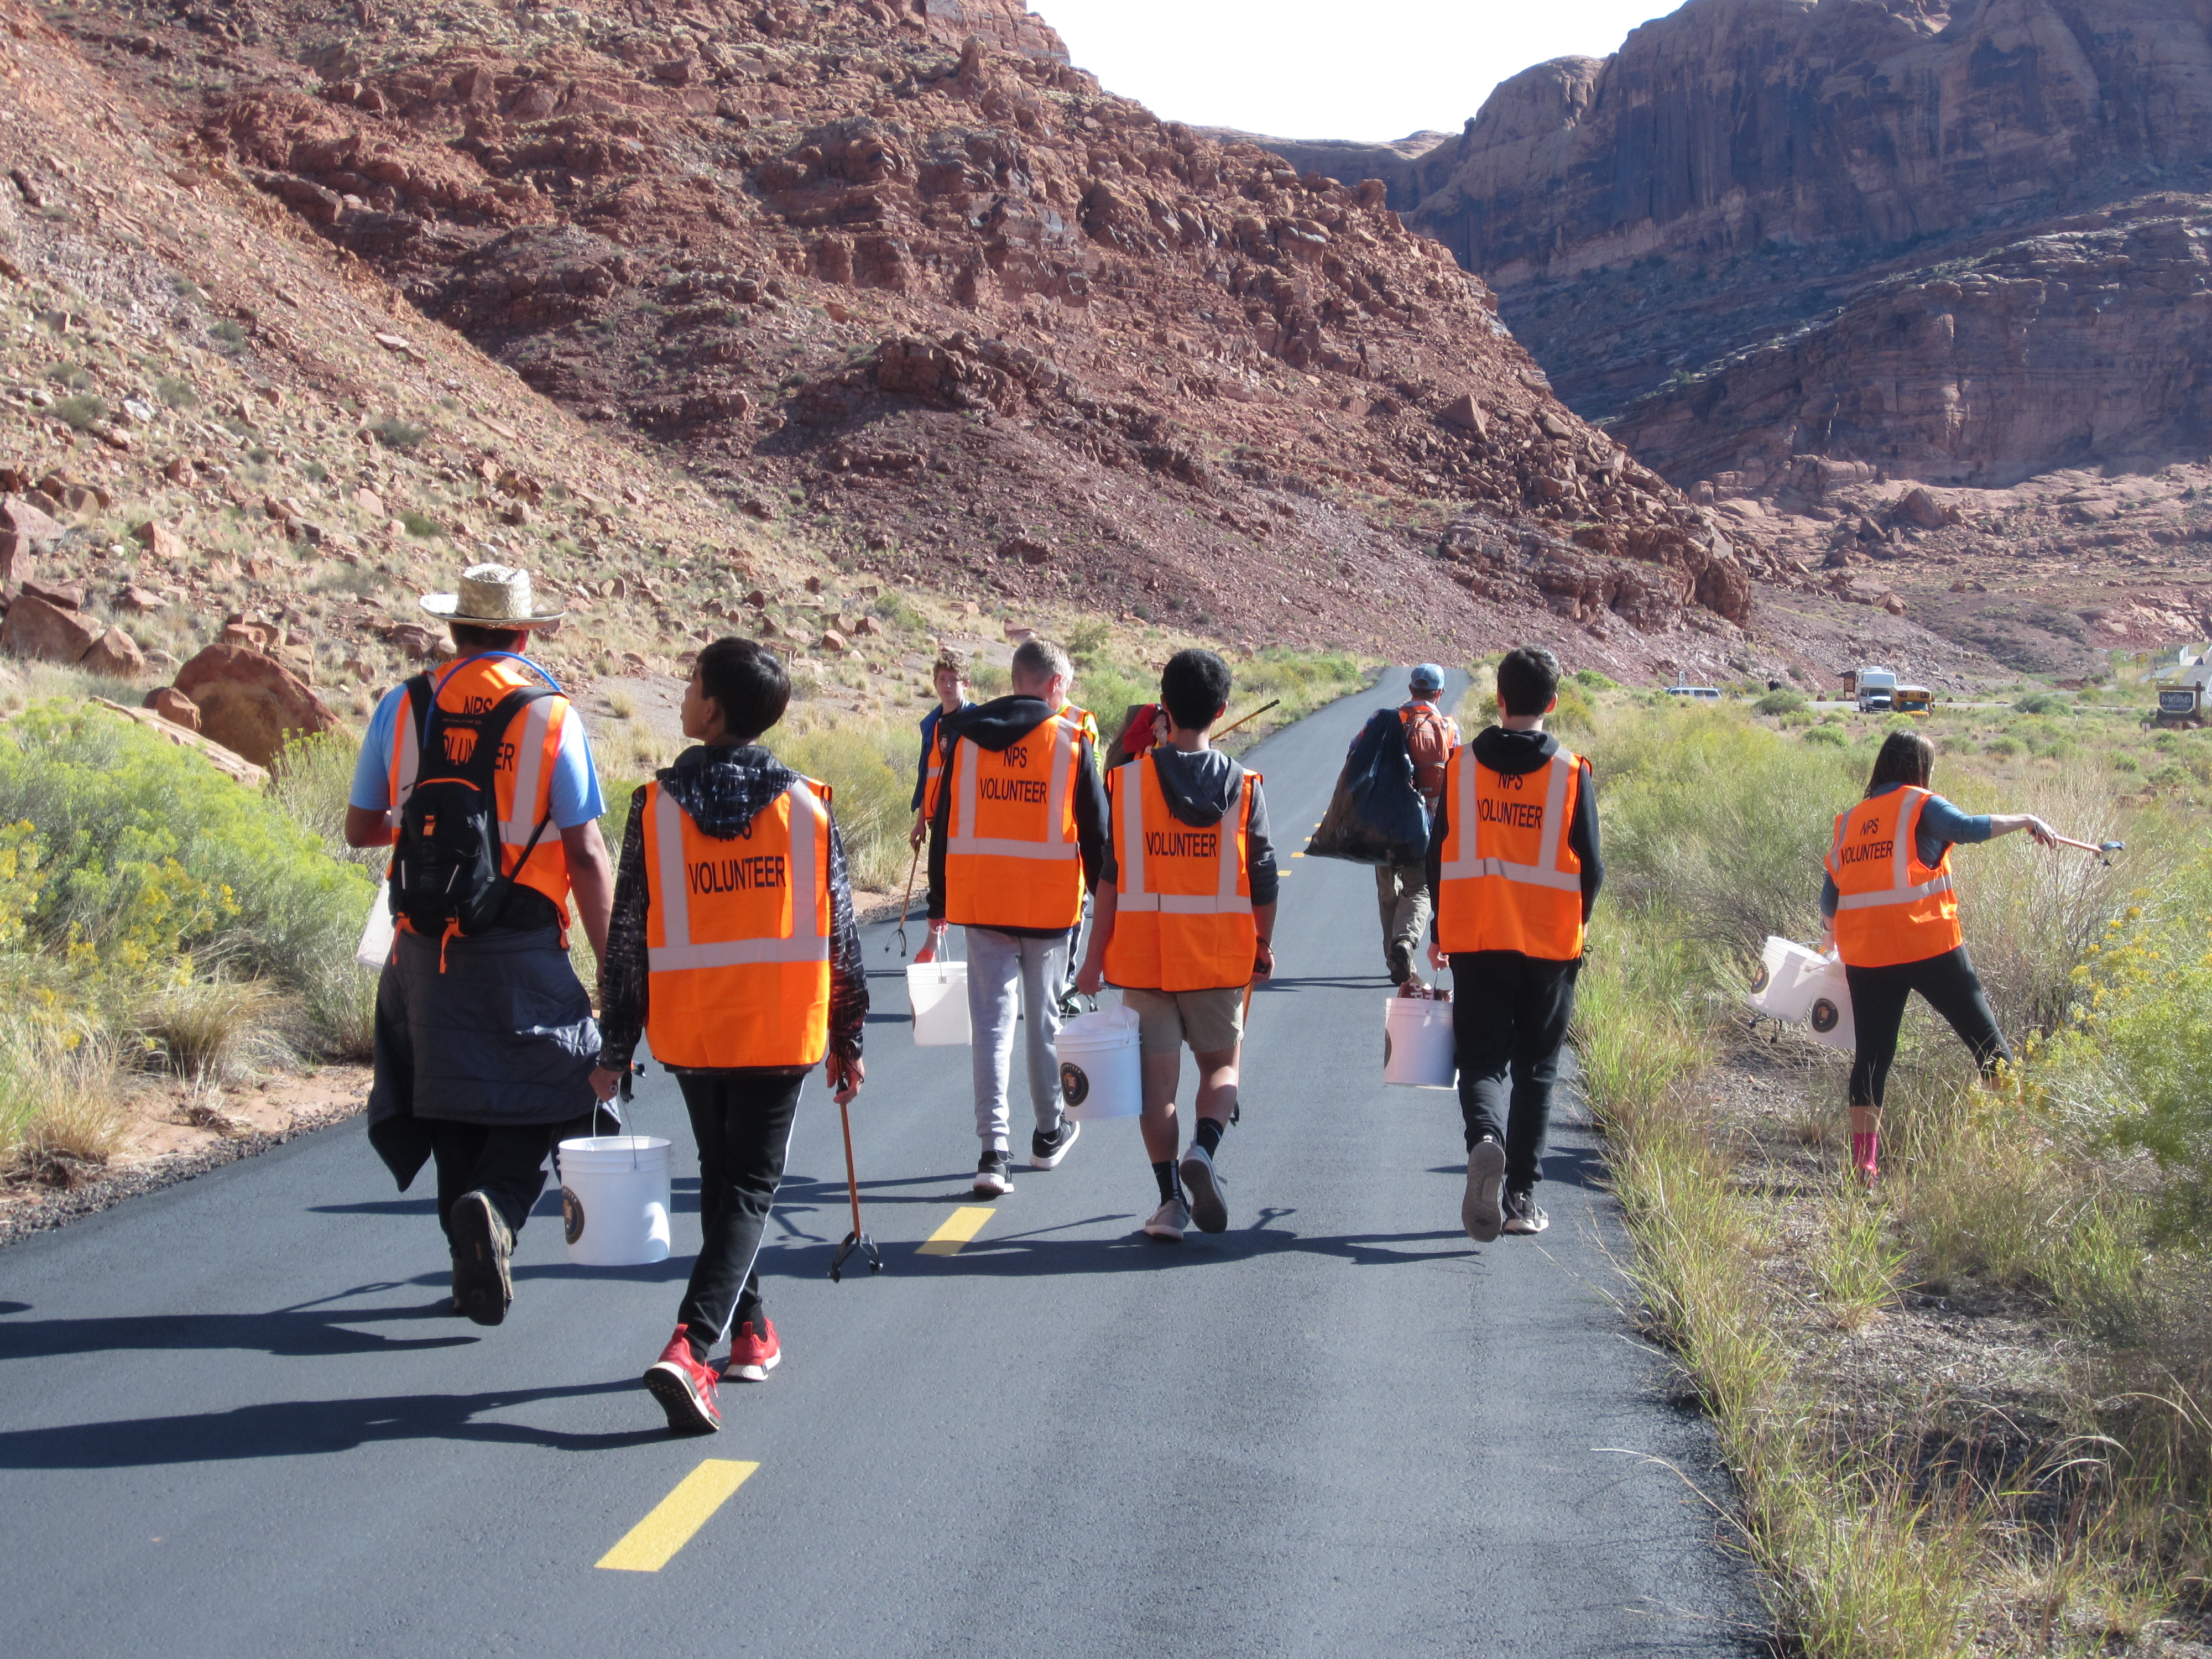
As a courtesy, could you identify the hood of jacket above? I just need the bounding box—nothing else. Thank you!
[1470,726,1559,776]
[947,693,1057,752]
[658,743,804,839]
[1147,745,1241,827]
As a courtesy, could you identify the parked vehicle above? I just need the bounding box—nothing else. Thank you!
[1854,666,1898,713]
[1894,685,1933,715]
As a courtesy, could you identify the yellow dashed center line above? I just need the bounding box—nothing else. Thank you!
[596,1459,759,1572]
[917,1205,995,1255]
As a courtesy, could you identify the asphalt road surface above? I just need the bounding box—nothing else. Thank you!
[0,672,1754,1657]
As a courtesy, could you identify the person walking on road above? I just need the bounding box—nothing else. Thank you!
[593,638,868,1433]
[344,564,615,1327]
[1426,645,1601,1243]
[909,649,971,966]
[1374,664,1458,984]
[926,637,1107,1196]
[1076,649,1279,1241]
[1819,729,2053,1187]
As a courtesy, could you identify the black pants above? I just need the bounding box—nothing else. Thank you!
[1449,951,1580,1188]
[675,1072,806,1357]
[427,1114,592,1240]
[1843,946,2010,1109]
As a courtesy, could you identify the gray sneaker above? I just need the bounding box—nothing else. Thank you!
[1502,1187,1550,1235]
[1462,1139,1506,1243]
[1142,1197,1190,1241]
[1178,1144,1229,1234]
[448,1191,513,1326]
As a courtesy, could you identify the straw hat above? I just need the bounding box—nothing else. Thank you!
[419,562,565,628]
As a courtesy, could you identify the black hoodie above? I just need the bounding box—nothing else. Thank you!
[925,695,1110,934]
[1098,745,1279,907]
[1423,726,1604,927]
[598,743,868,1074]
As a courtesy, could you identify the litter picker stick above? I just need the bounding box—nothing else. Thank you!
[889,842,921,957]
[2052,833,2125,857]
[1213,698,1281,740]
[828,1094,882,1282]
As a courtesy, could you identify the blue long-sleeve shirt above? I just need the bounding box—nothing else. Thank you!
[1819,783,1991,917]
[911,702,971,812]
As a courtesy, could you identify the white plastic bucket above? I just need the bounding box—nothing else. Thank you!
[908,959,972,1046]
[1749,936,1829,1022]
[1383,995,1457,1088]
[1805,974,1856,1051]
[1056,1005,1141,1120]
[556,1135,673,1265]
[354,890,395,968]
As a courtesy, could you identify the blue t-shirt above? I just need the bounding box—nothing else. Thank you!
[1819,782,1990,917]
[348,655,606,828]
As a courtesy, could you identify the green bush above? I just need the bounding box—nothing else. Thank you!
[372,416,430,451]
[1754,688,1809,717]
[1802,724,1848,748]
[46,393,108,432]
[398,510,444,539]
[777,721,918,893]
[1984,735,2022,758]
[2013,692,2068,716]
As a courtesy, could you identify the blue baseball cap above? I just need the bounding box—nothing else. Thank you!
[1409,662,1446,692]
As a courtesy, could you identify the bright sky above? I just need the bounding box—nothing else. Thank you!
[1035,0,1678,142]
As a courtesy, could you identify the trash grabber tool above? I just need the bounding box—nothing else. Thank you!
[888,843,922,957]
[828,1094,881,1282]
[1213,698,1281,741]
[2051,833,2125,864]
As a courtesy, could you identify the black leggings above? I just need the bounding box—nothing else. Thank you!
[1843,947,2010,1110]
[675,1071,806,1354]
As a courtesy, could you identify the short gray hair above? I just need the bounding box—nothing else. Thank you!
[1011,637,1072,687]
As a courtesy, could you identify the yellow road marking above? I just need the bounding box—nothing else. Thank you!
[597,1459,759,1572]
[918,1205,995,1255]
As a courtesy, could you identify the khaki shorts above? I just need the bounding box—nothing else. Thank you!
[1119,984,1246,1056]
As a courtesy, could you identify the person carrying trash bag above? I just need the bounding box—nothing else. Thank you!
[925,637,1108,1197]
[592,637,868,1434]
[1305,669,1443,978]
[1425,645,1603,1242]
[1076,649,1280,1241]
[345,564,615,1328]
[1819,729,2054,1188]
[1372,665,1459,983]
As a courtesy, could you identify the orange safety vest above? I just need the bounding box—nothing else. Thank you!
[1434,744,1587,960]
[943,711,1087,931]
[1825,786,1962,969]
[1102,752,1260,993]
[385,654,574,922]
[641,775,833,1069]
[1059,700,1100,752]
[921,711,956,823]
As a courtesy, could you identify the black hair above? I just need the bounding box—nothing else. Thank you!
[697,636,790,741]
[450,623,529,654]
[1160,648,1232,731]
[1865,730,1936,796]
[1494,644,1562,717]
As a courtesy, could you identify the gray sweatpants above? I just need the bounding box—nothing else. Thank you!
[967,925,1068,1152]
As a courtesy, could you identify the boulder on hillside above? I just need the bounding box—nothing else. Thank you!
[0,593,99,664]
[131,520,185,561]
[21,578,84,610]
[144,685,202,733]
[1,494,66,548]
[1895,486,1949,529]
[173,642,341,766]
[1440,394,1489,438]
[82,626,147,679]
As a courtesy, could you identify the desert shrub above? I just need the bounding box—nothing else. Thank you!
[1802,724,1848,747]
[777,719,918,893]
[1984,735,2022,758]
[154,375,197,409]
[371,416,428,450]
[398,510,444,539]
[269,731,386,873]
[46,393,108,431]
[1755,688,1809,716]
[2013,692,2068,716]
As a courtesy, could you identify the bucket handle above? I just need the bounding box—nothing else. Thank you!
[618,1065,642,1170]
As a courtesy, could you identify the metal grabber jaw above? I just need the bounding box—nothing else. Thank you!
[830,1230,883,1283]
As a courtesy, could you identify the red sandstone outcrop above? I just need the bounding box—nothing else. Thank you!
[173,644,341,767]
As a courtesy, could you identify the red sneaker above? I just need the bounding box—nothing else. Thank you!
[728,1318,781,1383]
[642,1325,721,1434]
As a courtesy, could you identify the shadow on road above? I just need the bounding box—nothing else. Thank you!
[0,1379,661,1468]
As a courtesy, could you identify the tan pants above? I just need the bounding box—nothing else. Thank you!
[1375,862,1431,973]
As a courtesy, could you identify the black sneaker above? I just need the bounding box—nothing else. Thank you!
[448,1190,514,1326]
[1387,941,1413,985]
[1502,1187,1550,1235]
[1029,1116,1081,1170]
[1462,1139,1505,1243]
[973,1150,1013,1196]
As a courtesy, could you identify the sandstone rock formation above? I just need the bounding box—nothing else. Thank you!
[173,644,341,767]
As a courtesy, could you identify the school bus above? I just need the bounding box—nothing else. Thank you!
[1894,685,1933,715]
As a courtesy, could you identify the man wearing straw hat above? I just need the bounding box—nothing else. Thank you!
[345,563,615,1327]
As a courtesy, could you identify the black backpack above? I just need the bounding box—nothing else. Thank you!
[389,674,557,937]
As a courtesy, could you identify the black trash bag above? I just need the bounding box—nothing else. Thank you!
[1306,708,1430,865]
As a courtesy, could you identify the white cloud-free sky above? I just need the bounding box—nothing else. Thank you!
[1034,0,1678,143]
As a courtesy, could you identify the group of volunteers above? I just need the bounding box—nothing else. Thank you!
[348,560,2049,1436]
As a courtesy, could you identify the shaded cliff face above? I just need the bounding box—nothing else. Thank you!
[43,0,1770,670]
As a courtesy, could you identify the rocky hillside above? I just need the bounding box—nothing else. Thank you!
[0,0,1793,688]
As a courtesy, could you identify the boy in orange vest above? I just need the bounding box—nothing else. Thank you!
[1425,645,1603,1242]
[593,638,868,1434]
[1076,649,1279,1241]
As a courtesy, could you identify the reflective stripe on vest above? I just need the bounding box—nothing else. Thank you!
[943,713,1087,932]
[947,716,1077,862]
[1102,753,1260,993]
[648,780,832,973]
[1434,745,1585,960]
[1825,786,1961,968]
[1115,758,1253,916]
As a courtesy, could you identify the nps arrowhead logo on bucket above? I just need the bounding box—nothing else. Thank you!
[561,1185,585,1245]
[1060,1061,1089,1109]
[1749,960,1772,994]
[1809,998,1843,1035]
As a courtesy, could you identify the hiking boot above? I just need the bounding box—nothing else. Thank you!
[1029,1117,1081,1170]
[1142,1197,1189,1242]
[642,1326,721,1434]
[1387,941,1413,986]
[448,1191,514,1326]
[1502,1187,1550,1235]
[1461,1139,1506,1243]
[728,1318,781,1383]
[1178,1143,1229,1234]
[973,1150,1013,1197]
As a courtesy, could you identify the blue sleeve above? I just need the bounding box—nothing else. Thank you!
[911,710,937,812]
[546,709,607,828]
[1820,874,1839,919]
[1918,793,1992,846]
[346,687,406,812]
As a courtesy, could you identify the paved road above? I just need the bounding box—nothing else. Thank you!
[0,673,1752,1657]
